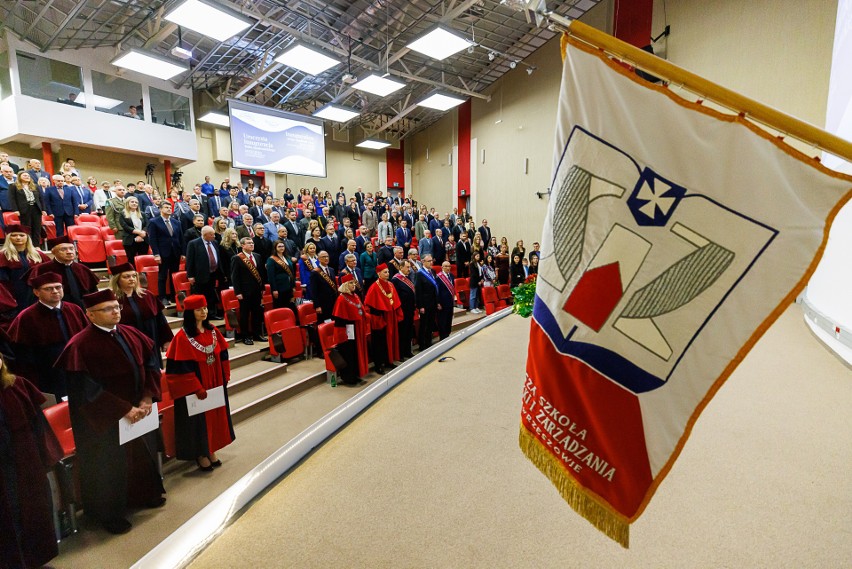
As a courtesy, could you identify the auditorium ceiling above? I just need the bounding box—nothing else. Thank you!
[0,0,602,139]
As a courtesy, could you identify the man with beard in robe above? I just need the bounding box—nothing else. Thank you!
[364,263,401,374]
[8,272,87,399]
[391,259,417,360]
[331,275,369,385]
[56,289,165,535]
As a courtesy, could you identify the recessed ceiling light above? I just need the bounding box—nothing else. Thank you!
[111,49,188,80]
[275,44,341,76]
[352,74,406,97]
[165,0,252,43]
[356,139,392,150]
[418,92,466,111]
[407,26,474,61]
[313,104,360,123]
[198,111,230,127]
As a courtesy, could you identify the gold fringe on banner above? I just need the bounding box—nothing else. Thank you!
[519,425,630,548]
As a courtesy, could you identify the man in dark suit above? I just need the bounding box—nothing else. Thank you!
[414,254,439,351]
[478,219,492,248]
[354,226,369,255]
[45,174,79,237]
[207,192,230,220]
[249,197,268,225]
[146,202,184,302]
[309,250,338,321]
[431,229,446,265]
[391,259,416,359]
[455,231,472,278]
[68,176,95,216]
[185,226,225,319]
[395,219,412,251]
[435,261,456,340]
[181,198,204,231]
[376,236,395,267]
[182,214,205,254]
[284,209,303,249]
[230,237,267,345]
[354,187,365,206]
[319,225,341,271]
[338,251,364,298]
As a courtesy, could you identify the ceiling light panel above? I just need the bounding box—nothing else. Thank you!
[313,105,360,123]
[198,112,230,127]
[352,75,406,97]
[275,44,341,76]
[111,50,188,80]
[165,0,252,43]
[407,27,474,61]
[356,139,392,150]
[418,93,466,111]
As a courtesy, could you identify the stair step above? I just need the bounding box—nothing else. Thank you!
[227,359,289,396]
[228,358,327,425]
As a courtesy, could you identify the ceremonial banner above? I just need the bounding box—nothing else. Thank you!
[520,35,852,547]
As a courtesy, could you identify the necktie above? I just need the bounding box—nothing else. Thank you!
[206,241,217,271]
[165,217,173,236]
[54,307,70,341]
[58,186,64,199]
[111,329,141,394]
[77,186,84,202]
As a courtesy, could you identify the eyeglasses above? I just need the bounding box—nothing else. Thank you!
[90,305,121,313]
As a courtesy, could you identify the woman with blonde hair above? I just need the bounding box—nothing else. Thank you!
[219,227,240,282]
[0,351,63,569]
[118,196,148,264]
[0,224,49,311]
[472,232,484,261]
[299,241,320,296]
[109,263,173,365]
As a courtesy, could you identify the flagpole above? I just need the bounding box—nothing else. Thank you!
[545,13,852,165]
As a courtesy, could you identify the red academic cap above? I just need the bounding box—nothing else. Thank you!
[3,224,29,235]
[108,262,135,276]
[47,235,72,249]
[28,272,62,289]
[376,263,388,272]
[83,289,117,309]
[340,274,354,284]
[183,295,207,310]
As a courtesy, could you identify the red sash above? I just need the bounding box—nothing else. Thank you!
[392,272,415,293]
[437,271,455,297]
[239,253,262,284]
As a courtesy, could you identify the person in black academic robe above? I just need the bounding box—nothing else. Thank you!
[31,236,100,308]
[391,260,417,359]
[164,295,234,470]
[0,226,50,313]
[8,274,88,398]
[414,257,439,350]
[110,263,173,368]
[0,364,63,569]
[435,262,456,340]
[308,251,338,321]
[56,290,164,535]
[230,238,267,344]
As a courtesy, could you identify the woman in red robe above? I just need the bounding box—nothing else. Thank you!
[332,274,369,384]
[0,353,63,569]
[164,295,234,471]
[0,224,49,314]
[364,263,402,374]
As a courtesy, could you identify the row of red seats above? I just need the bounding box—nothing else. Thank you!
[0,211,57,241]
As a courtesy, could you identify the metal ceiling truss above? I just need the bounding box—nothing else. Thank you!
[0,0,601,139]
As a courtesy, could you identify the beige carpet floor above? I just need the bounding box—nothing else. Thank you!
[190,304,852,569]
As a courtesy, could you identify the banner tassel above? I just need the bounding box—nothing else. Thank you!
[519,426,630,548]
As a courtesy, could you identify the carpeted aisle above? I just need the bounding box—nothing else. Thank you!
[190,305,852,569]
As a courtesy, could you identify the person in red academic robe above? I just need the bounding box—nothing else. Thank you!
[332,274,369,384]
[8,272,88,399]
[0,354,63,569]
[56,289,165,535]
[0,224,50,314]
[110,262,173,367]
[163,295,234,472]
[364,263,402,374]
[29,235,100,307]
[0,282,18,355]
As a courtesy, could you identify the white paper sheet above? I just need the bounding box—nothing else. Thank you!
[185,385,226,417]
[119,402,159,445]
[346,324,355,340]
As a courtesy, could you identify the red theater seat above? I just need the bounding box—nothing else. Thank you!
[76,213,101,225]
[68,224,106,264]
[135,255,160,295]
[105,240,128,267]
[264,308,305,360]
